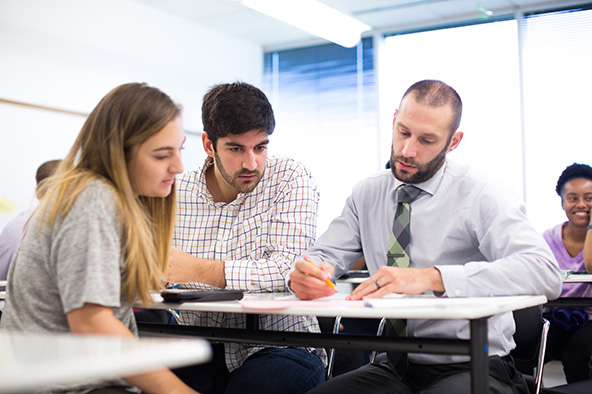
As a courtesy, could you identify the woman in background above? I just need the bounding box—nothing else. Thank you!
[543,163,592,383]
[0,83,199,394]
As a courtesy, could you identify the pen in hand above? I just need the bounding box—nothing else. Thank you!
[303,255,337,290]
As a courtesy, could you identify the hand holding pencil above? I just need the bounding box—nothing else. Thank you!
[303,254,337,290]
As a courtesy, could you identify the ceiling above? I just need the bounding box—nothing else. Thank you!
[135,0,589,50]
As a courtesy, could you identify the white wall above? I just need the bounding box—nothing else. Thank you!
[0,0,263,230]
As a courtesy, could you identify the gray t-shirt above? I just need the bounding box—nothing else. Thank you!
[1,180,137,393]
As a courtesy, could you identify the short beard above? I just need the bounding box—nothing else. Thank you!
[390,142,448,184]
[214,152,263,193]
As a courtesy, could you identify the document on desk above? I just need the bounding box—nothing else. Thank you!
[238,293,367,310]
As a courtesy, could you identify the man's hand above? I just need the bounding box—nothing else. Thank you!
[168,247,226,288]
[290,260,336,300]
[347,266,444,300]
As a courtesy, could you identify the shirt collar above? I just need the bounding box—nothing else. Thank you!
[396,159,447,197]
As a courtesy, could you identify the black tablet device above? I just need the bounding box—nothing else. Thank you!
[160,288,244,302]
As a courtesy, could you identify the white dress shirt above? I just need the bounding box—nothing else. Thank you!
[303,159,563,364]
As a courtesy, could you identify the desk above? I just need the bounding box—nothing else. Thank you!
[546,273,592,307]
[0,331,211,393]
[137,292,547,394]
[335,270,368,285]
[0,280,5,301]
[562,273,592,283]
[0,281,5,311]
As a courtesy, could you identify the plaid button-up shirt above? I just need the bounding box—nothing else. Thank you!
[173,156,326,372]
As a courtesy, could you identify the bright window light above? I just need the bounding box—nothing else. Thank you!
[238,0,371,47]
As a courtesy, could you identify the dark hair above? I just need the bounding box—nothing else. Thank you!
[201,82,275,150]
[35,159,62,185]
[402,80,462,134]
[555,163,592,196]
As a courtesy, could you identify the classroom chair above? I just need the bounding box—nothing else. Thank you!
[541,355,592,394]
[511,305,550,394]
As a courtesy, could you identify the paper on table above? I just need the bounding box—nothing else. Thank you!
[238,293,366,310]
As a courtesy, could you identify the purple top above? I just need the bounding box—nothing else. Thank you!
[543,223,592,316]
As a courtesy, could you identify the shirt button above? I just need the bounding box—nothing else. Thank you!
[454,289,461,296]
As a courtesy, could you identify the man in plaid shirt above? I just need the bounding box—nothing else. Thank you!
[169,82,326,394]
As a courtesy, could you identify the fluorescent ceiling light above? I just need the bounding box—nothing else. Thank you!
[238,0,371,48]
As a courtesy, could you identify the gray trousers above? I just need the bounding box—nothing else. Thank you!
[307,353,531,394]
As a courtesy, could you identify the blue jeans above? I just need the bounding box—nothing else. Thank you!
[173,344,325,394]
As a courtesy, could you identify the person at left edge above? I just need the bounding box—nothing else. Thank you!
[168,82,326,394]
[0,159,61,283]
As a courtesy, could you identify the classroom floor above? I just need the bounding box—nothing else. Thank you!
[542,360,567,387]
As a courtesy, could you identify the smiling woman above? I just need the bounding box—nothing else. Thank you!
[542,163,592,384]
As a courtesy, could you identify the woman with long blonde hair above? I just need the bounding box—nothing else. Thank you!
[1,82,200,394]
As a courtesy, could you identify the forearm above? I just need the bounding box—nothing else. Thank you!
[225,253,294,291]
[437,252,562,299]
[179,258,226,288]
[123,369,198,394]
[585,223,592,273]
[67,304,198,394]
[168,247,226,288]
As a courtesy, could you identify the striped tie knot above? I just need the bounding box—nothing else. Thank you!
[397,184,422,204]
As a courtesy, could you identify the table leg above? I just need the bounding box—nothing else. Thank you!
[470,318,489,394]
[246,313,259,330]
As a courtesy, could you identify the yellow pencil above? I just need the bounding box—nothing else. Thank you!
[304,257,337,290]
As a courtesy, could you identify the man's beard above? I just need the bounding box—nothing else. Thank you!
[214,152,263,193]
[389,143,448,184]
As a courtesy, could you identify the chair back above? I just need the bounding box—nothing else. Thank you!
[511,304,550,394]
[512,305,543,367]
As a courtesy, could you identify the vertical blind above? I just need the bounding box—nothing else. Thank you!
[521,4,592,231]
[264,37,376,128]
[262,4,592,233]
[263,38,378,234]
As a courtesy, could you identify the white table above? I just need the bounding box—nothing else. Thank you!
[0,331,211,393]
[562,273,592,283]
[0,280,6,301]
[545,272,592,308]
[0,281,5,311]
[137,292,547,394]
[335,270,368,285]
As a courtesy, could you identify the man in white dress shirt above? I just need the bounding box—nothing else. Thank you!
[290,80,562,394]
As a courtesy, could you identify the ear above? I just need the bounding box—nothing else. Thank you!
[561,198,565,211]
[202,133,215,158]
[447,131,464,153]
[392,109,399,128]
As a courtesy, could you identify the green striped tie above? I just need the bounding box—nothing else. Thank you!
[387,185,421,267]
[386,184,421,378]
